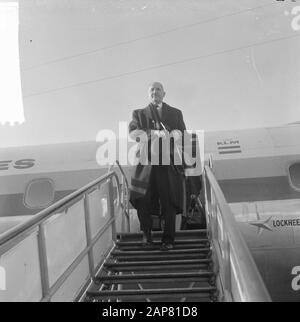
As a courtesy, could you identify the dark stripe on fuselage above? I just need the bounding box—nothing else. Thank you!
[218,146,241,150]
[0,190,74,217]
[218,150,242,154]
[0,185,119,217]
[219,176,300,203]
[1,176,298,215]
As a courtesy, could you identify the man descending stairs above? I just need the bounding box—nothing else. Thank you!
[84,229,218,302]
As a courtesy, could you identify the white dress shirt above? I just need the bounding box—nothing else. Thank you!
[156,102,163,119]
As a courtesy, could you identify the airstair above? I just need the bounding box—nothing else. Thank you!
[84,229,217,302]
[0,160,271,302]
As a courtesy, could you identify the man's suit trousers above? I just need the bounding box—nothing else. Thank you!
[136,165,177,244]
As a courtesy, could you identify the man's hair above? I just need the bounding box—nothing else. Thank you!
[148,82,164,91]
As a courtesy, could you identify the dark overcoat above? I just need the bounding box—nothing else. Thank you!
[128,102,186,213]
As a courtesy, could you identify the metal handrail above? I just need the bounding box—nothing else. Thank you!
[203,165,271,302]
[0,170,124,301]
[113,160,130,232]
[115,161,130,218]
[115,160,129,189]
[0,171,120,247]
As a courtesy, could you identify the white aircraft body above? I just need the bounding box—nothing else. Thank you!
[206,123,300,301]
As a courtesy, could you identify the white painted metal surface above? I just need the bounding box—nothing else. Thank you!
[0,229,42,301]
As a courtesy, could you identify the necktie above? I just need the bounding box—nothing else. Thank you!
[157,106,162,119]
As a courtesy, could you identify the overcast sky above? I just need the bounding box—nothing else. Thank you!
[0,0,300,147]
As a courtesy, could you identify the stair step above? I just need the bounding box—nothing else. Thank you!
[103,257,212,272]
[116,239,209,247]
[117,229,208,241]
[95,271,214,284]
[105,258,211,268]
[112,248,210,256]
[116,243,209,252]
[113,253,209,262]
[86,286,217,301]
[106,264,210,272]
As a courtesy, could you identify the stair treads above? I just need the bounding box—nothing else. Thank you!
[112,253,209,262]
[95,271,214,284]
[117,229,208,241]
[112,248,210,256]
[116,239,209,247]
[86,286,217,301]
[105,258,211,268]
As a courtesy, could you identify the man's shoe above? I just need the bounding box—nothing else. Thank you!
[142,230,153,249]
[160,242,174,251]
[142,241,154,249]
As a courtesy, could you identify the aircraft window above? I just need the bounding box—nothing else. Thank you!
[24,179,55,209]
[289,163,300,191]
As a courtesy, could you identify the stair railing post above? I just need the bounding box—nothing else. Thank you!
[211,189,218,241]
[125,180,130,232]
[216,202,232,300]
[120,176,125,233]
[223,232,232,299]
[37,223,50,300]
[203,167,212,240]
[202,169,208,216]
[116,160,131,233]
[108,178,117,242]
[84,193,95,278]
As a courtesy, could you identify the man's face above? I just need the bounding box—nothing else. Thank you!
[148,82,165,105]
